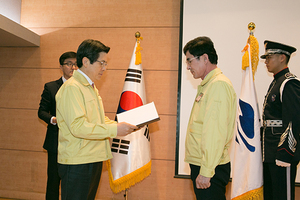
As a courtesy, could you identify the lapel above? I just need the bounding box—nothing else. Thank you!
[55,77,63,90]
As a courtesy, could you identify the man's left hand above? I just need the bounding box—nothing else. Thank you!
[196,174,211,189]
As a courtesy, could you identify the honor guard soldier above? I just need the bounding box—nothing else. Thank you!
[261,40,300,200]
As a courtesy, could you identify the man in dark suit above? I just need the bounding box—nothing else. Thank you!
[38,51,77,200]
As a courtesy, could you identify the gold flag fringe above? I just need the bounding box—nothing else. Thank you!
[232,186,263,200]
[107,160,151,193]
[242,35,259,79]
[135,37,143,65]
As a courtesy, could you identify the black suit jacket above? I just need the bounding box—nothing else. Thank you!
[38,78,63,153]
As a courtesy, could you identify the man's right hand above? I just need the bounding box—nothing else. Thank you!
[117,122,138,136]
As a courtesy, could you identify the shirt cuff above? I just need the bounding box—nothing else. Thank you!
[50,116,56,125]
[199,165,214,178]
[106,124,118,138]
[276,159,291,167]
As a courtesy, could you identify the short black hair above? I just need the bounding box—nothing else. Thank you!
[183,36,218,64]
[59,51,77,65]
[76,39,110,68]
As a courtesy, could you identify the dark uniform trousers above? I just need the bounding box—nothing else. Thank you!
[190,163,230,200]
[263,162,299,200]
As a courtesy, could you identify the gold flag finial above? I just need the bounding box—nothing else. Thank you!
[135,31,143,65]
[248,22,256,36]
[242,22,259,79]
[135,31,141,39]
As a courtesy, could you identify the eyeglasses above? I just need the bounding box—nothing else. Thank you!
[95,60,108,69]
[63,62,77,67]
[186,56,199,65]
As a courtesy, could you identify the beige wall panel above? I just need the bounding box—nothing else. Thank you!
[0,68,178,156]
[0,47,41,68]
[0,27,179,71]
[0,67,178,114]
[95,69,126,114]
[0,190,44,200]
[21,0,180,28]
[96,159,195,200]
[0,107,177,160]
[0,150,47,198]
[149,115,176,160]
[144,70,178,115]
[105,112,116,121]
[0,68,62,109]
[0,108,46,151]
[0,149,233,200]
[0,105,176,161]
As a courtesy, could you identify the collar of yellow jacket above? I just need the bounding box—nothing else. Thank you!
[73,70,91,87]
[200,67,222,86]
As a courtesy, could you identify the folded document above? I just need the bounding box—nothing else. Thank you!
[116,102,160,127]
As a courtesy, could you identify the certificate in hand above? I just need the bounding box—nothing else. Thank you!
[116,102,160,127]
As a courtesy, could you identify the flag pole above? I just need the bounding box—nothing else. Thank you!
[124,188,128,200]
[248,22,261,118]
[122,31,142,200]
[231,22,263,200]
[108,30,151,195]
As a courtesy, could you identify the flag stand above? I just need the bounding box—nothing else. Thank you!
[124,189,128,200]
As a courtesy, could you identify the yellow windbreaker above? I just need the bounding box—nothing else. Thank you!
[56,70,117,165]
[185,68,237,178]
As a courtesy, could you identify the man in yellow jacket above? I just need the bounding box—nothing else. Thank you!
[183,36,236,200]
[56,39,137,200]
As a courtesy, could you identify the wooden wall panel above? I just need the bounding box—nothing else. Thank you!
[149,115,176,160]
[96,160,195,200]
[0,28,179,71]
[0,47,40,68]
[0,111,176,161]
[21,0,180,28]
[0,150,47,197]
[0,68,60,109]
[0,68,177,114]
[0,148,232,200]
[144,70,178,115]
[0,108,45,151]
